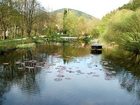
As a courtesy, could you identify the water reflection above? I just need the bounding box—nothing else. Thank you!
[0,48,45,104]
[0,44,140,105]
[102,49,140,104]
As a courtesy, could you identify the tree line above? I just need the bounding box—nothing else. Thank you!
[99,0,140,55]
[0,1,100,41]
[0,0,54,40]
[56,9,100,38]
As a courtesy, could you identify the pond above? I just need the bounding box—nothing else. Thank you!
[0,43,140,105]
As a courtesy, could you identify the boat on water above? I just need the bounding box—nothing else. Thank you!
[91,43,102,54]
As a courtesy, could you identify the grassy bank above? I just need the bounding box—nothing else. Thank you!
[0,36,84,52]
[0,38,36,52]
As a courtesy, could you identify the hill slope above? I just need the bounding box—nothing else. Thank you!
[52,8,99,20]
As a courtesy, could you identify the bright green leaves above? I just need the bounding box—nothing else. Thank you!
[103,9,140,54]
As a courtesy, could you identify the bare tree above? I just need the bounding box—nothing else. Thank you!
[0,2,10,39]
[23,0,38,37]
[11,0,39,37]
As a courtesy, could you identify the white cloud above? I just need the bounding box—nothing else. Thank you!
[38,0,130,19]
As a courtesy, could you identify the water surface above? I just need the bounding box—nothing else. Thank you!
[0,44,140,105]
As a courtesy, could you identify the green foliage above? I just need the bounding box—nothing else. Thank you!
[104,9,140,54]
[91,28,100,38]
[98,11,116,35]
[54,9,100,37]
[120,0,140,11]
[0,3,18,39]
[0,0,49,40]
[63,11,77,35]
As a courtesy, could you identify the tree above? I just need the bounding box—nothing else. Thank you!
[98,10,116,36]
[23,0,38,37]
[91,28,100,38]
[65,11,78,36]
[119,0,140,11]
[63,9,69,35]
[0,0,49,40]
[0,2,17,39]
[104,9,140,54]
[14,0,47,37]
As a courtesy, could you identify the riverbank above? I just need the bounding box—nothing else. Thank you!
[0,37,37,55]
[0,36,85,55]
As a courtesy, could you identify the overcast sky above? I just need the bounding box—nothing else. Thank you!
[38,0,130,19]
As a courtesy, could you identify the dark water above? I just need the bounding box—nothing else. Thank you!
[0,43,140,105]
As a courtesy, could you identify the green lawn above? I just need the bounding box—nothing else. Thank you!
[0,38,33,50]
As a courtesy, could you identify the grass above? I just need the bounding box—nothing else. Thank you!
[16,43,36,49]
[0,35,84,51]
[0,38,34,50]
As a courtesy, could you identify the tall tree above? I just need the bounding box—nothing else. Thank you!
[0,2,12,39]
[104,9,140,54]
[63,9,69,35]
[24,0,38,37]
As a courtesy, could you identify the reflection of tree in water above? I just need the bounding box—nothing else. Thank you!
[34,43,90,64]
[18,72,40,95]
[61,42,90,64]
[0,68,40,104]
[0,78,11,105]
[103,49,140,71]
[0,48,46,103]
[118,70,140,102]
[119,70,136,92]
[103,49,140,102]
[25,50,33,60]
[102,60,140,104]
[0,64,15,105]
[0,43,90,104]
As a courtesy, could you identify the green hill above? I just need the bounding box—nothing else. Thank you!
[52,8,99,21]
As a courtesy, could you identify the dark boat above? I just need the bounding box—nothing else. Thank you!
[91,44,102,54]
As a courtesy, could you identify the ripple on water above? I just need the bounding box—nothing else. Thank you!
[46,70,52,73]
[54,78,63,82]
[65,77,71,80]
[66,70,75,73]
[93,74,100,77]
[57,74,65,77]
